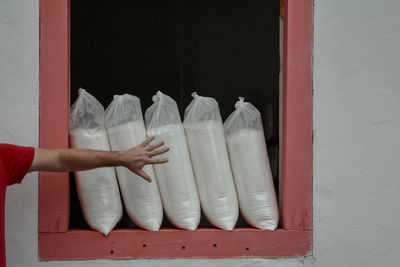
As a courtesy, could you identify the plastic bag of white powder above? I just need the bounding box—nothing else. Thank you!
[70,89,123,235]
[105,94,163,231]
[145,91,200,230]
[183,93,238,230]
[224,97,279,230]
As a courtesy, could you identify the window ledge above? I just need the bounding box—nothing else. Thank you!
[39,228,312,260]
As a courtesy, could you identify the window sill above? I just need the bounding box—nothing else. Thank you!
[39,228,311,260]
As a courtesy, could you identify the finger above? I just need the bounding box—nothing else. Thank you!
[146,141,165,151]
[140,136,155,147]
[135,169,152,183]
[146,158,169,165]
[149,147,169,157]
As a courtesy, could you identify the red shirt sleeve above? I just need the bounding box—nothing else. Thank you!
[0,144,35,185]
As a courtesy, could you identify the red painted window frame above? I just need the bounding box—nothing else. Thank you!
[38,0,313,260]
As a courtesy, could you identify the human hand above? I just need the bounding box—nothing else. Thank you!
[121,136,169,183]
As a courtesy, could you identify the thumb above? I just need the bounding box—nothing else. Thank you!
[135,169,152,183]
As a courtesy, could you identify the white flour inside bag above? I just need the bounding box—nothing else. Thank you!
[70,89,122,235]
[105,94,163,231]
[224,97,279,230]
[183,93,238,230]
[145,91,200,231]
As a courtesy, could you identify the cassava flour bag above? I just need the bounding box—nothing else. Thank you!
[145,91,200,230]
[224,97,279,230]
[105,94,163,231]
[183,92,238,230]
[70,88,122,235]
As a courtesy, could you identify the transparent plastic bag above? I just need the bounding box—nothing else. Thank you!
[69,88,122,235]
[224,97,279,230]
[105,94,163,231]
[183,92,238,230]
[145,91,200,231]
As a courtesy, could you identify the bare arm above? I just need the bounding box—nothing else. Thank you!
[28,136,169,182]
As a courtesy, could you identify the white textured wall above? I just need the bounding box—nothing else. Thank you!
[0,0,40,265]
[313,0,400,266]
[1,0,400,266]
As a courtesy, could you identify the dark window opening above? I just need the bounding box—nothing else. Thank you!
[70,0,280,229]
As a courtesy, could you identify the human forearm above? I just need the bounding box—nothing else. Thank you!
[57,149,125,172]
[30,148,125,173]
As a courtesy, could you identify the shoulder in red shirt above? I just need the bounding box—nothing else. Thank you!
[0,144,35,185]
[0,144,35,266]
